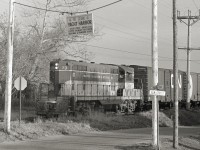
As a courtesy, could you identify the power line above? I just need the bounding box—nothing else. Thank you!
[96,23,150,41]
[80,0,122,13]
[14,0,122,15]
[14,2,69,14]
[192,0,199,10]
[78,43,200,63]
[128,0,171,18]
[97,21,173,45]
[159,0,171,9]
[96,15,150,35]
[78,43,182,60]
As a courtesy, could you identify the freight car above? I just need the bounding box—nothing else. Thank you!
[130,65,200,109]
[130,65,184,109]
[36,59,143,116]
[189,72,200,107]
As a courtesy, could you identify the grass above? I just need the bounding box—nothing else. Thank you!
[0,108,36,122]
[0,108,200,143]
[162,109,200,126]
[0,118,95,143]
[56,110,172,131]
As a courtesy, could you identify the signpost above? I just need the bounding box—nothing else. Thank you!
[14,76,27,125]
[149,88,166,150]
[67,13,94,35]
[149,90,166,96]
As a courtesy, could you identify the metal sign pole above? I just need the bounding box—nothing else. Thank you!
[157,97,160,150]
[19,76,21,126]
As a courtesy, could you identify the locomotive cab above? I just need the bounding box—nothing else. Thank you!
[36,83,74,117]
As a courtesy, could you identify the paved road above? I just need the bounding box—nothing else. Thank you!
[0,126,199,150]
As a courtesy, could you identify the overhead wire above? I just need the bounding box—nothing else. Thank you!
[14,0,122,15]
[96,22,151,42]
[96,15,150,35]
[192,0,199,10]
[97,21,173,45]
[159,0,171,9]
[0,0,29,17]
[128,0,171,19]
[78,43,200,64]
[77,43,186,61]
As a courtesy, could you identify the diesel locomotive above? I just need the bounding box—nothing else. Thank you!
[36,59,143,116]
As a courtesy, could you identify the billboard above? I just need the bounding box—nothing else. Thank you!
[67,13,94,35]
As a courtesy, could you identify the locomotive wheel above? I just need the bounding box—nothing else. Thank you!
[124,100,135,114]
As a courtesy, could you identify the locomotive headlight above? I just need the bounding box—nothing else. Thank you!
[55,63,58,70]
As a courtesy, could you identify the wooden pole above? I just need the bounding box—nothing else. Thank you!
[173,0,179,148]
[4,0,15,133]
[151,0,158,147]
[186,10,191,110]
[177,10,200,110]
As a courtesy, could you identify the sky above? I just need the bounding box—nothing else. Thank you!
[1,0,200,73]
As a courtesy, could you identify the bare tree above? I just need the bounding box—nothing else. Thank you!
[0,0,99,100]
[15,0,97,84]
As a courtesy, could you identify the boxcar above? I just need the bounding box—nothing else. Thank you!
[188,72,200,107]
[130,65,184,109]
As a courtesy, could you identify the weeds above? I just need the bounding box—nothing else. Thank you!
[0,109,199,143]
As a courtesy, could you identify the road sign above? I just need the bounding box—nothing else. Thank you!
[149,90,166,96]
[14,76,27,91]
[67,13,94,35]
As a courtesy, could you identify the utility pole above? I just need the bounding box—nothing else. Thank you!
[173,0,178,148]
[4,0,15,133]
[151,0,159,148]
[177,10,200,110]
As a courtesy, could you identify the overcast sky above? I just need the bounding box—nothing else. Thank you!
[1,0,200,72]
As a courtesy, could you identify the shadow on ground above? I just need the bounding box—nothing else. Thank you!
[115,143,155,150]
[179,143,200,150]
